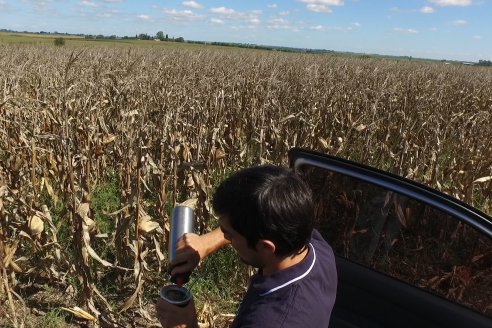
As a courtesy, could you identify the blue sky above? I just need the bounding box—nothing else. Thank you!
[1,0,490,61]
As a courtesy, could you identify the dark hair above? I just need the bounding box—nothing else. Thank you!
[212,165,314,257]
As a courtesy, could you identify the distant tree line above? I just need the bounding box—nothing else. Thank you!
[81,31,185,42]
[0,28,185,43]
[185,40,334,53]
[477,59,492,66]
[0,28,85,37]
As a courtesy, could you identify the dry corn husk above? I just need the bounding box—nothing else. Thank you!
[138,214,159,234]
[77,203,96,229]
[473,176,492,183]
[355,124,367,132]
[61,306,97,321]
[28,215,44,235]
[186,174,195,187]
[179,198,198,209]
[318,137,329,149]
[102,134,116,144]
[214,148,226,161]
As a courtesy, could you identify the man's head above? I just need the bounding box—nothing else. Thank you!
[212,165,314,262]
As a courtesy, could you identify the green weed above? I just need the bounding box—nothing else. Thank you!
[40,309,66,328]
[91,172,120,234]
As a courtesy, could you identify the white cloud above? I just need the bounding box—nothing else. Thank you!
[322,23,361,32]
[393,6,435,14]
[97,9,118,18]
[310,25,324,30]
[267,25,290,30]
[0,0,9,10]
[393,28,418,34]
[79,1,97,7]
[267,4,277,8]
[164,9,203,22]
[299,0,343,13]
[209,18,224,25]
[307,4,332,12]
[279,10,290,16]
[473,35,481,39]
[452,19,467,25]
[231,25,258,30]
[21,0,59,13]
[210,7,235,15]
[300,0,344,4]
[269,18,288,25]
[182,1,203,9]
[428,0,472,6]
[210,6,261,24]
[137,14,152,21]
[96,12,111,18]
[267,17,292,30]
[103,0,123,3]
[420,6,435,13]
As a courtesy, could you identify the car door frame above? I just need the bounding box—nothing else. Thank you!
[288,147,492,328]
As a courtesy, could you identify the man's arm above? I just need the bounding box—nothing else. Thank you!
[170,228,230,276]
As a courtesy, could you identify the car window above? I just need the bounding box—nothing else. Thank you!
[300,165,492,318]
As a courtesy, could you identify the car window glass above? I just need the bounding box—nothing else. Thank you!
[300,165,492,318]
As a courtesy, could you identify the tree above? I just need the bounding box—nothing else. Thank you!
[138,33,151,40]
[156,31,165,41]
[477,59,492,66]
[53,37,65,46]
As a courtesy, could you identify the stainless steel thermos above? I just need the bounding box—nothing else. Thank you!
[168,205,194,284]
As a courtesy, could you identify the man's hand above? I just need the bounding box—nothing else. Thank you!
[169,228,230,278]
[170,233,206,277]
[156,297,198,328]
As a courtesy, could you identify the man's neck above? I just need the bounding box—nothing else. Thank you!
[261,245,309,276]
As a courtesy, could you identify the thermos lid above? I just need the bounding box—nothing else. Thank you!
[160,285,191,306]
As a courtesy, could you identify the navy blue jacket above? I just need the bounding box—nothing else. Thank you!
[231,229,337,328]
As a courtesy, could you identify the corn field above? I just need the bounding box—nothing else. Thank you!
[0,44,491,327]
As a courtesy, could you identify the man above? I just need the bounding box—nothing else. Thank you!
[156,165,337,327]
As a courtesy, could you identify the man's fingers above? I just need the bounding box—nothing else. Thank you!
[174,236,187,250]
[170,248,194,266]
[170,263,192,276]
[175,232,197,249]
[169,250,196,275]
[168,233,201,276]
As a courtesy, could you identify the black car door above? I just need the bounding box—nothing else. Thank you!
[288,148,492,328]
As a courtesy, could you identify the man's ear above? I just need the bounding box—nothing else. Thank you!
[256,239,276,255]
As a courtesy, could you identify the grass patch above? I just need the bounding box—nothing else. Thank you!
[40,309,67,328]
[91,172,120,234]
[192,245,248,313]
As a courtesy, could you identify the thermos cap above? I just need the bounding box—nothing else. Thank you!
[160,285,191,306]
